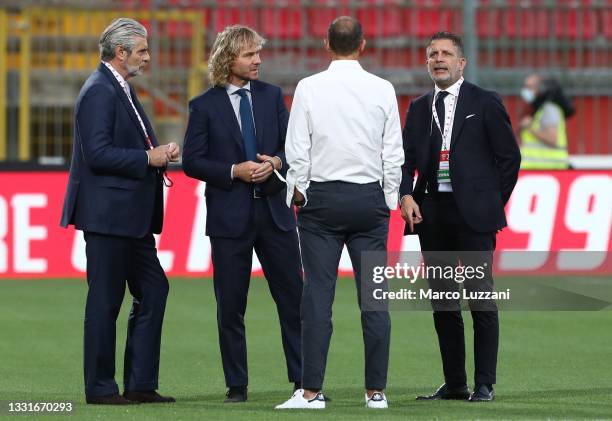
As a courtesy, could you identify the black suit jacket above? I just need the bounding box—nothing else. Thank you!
[60,63,163,237]
[182,80,296,238]
[400,81,521,234]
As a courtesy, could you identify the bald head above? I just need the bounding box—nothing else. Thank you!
[327,16,363,56]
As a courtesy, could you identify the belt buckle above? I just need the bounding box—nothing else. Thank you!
[253,188,262,199]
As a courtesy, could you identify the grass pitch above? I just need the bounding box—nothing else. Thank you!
[1,277,611,420]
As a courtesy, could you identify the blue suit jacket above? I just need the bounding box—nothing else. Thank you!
[182,80,296,238]
[60,63,164,237]
[400,81,521,234]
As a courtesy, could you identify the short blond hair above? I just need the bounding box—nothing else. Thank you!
[208,25,266,87]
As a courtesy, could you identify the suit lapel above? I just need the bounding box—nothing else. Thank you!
[130,86,158,147]
[250,81,265,150]
[98,64,149,144]
[450,82,472,151]
[212,87,244,152]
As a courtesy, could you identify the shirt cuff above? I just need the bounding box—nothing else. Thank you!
[385,192,399,210]
[230,164,235,180]
[146,150,150,166]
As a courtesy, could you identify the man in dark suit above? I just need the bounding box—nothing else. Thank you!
[182,25,302,403]
[400,32,521,402]
[60,18,178,405]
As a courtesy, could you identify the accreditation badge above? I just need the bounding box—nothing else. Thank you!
[437,149,451,183]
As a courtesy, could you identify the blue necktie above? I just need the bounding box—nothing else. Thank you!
[235,88,257,161]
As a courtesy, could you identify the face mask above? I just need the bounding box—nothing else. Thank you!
[521,88,535,104]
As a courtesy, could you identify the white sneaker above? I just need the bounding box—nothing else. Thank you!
[275,389,325,409]
[365,391,388,409]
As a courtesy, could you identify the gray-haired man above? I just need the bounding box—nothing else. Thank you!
[61,18,177,405]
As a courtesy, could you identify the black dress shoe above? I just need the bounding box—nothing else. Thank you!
[224,386,247,403]
[469,384,494,402]
[123,390,176,403]
[86,393,139,405]
[416,383,470,401]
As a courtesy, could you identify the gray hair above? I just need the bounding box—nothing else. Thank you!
[99,18,147,61]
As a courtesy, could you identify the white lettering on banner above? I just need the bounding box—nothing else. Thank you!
[186,182,212,272]
[558,175,612,269]
[155,184,174,271]
[12,194,48,273]
[499,175,559,270]
[0,196,7,272]
[71,230,86,272]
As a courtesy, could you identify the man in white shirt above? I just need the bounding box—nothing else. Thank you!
[276,16,403,410]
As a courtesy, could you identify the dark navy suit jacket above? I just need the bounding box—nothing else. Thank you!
[182,80,296,238]
[400,81,521,234]
[60,63,163,237]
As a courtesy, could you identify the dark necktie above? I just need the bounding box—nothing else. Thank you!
[235,88,257,161]
[427,91,449,193]
[435,90,449,135]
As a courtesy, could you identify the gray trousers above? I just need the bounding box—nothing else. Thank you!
[297,181,391,390]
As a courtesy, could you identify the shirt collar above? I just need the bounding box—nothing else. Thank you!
[102,61,128,88]
[434,77,464,99]
[328,60,363,71]
[226,81,251,95]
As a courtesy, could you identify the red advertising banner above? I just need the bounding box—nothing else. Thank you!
[0,170,610,278]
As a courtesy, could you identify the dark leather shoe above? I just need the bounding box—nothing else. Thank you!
[224,386,247,403]
[469,384,494,402]
[416,383,470,400]
[86,393,139,405]
[123,390,176,403]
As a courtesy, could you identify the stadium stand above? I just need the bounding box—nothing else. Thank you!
[0,0,610,163]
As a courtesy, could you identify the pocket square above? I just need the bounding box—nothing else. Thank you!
[466,114,476,119]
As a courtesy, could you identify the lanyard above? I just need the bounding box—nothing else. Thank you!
[431,81,462,150]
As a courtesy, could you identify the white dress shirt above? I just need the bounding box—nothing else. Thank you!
[285,60,404,209]
[432,77,463,192]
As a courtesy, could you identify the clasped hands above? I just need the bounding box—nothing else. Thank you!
[147,142,180,168]
[233,153,279,183]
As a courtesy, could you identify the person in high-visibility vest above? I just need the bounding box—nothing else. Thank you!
[519,74,575,169]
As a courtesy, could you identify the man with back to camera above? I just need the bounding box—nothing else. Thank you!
[400,31,521,402]
[60,18,178,405]
[275,16,404,410]
[182,25,303,403]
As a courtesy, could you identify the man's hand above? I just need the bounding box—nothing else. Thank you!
[233,161,262,183]
[147,146,170,168]
[251,153,278,184]
[400,195,423,233]
[292,188,305,207]
[166,142,180,162]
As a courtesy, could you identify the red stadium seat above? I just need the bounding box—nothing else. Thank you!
[604,8,612,39]
[355,0,402,37]
[213,0,258,33]
[403,0,461,38]
[307,0,350,38]
[553,1,597,40]
[261,0,303,39]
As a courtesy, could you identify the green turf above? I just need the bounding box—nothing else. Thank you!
[1,278,611,420]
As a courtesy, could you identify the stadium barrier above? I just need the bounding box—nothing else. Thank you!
[0,170,609,278]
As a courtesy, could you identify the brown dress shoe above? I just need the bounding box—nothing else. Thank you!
[123,390,176,403]
[86,393,139,405]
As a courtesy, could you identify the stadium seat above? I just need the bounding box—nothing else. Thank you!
[213,0,258,33]
[553,0,597,40]
[261,0,303,39]
[403,0,461,38]
[604,8,612,39]
[307,0,350,38]
[355,0,402,37]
